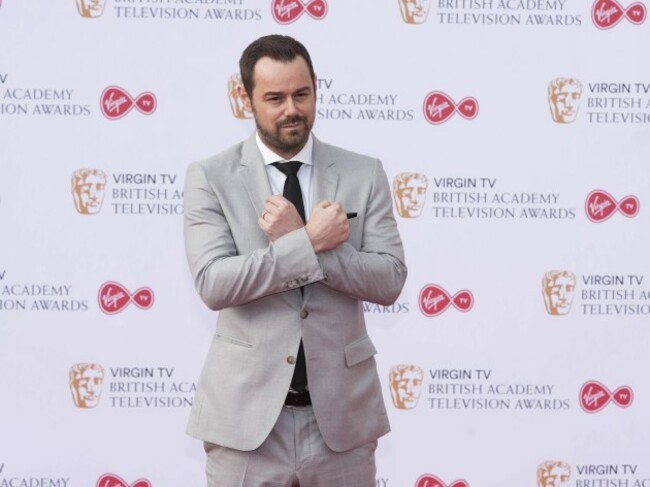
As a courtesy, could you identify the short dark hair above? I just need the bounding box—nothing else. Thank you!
[239,35,316,97]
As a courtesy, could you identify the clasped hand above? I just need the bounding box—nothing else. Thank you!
[258,196,349,253]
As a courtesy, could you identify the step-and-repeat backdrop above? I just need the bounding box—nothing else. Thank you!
[1,1,649,486]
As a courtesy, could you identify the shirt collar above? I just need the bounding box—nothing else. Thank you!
[255,132,314,166]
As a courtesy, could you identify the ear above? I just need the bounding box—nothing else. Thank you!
[236,84,252,111]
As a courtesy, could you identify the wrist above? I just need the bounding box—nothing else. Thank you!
[305,224,324,253]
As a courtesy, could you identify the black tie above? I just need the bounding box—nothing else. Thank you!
[272,161,307,391]
[272,161,305,222]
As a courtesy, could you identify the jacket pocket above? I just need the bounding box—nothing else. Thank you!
[213,332,253,349]
[344,335,378,367]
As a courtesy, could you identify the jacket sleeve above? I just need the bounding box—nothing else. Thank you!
[183,161,324,311]
[316,160,407,305]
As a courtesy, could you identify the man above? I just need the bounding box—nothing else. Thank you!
[548,78,582,124]
[393,172,428,218]
[183,35,407,486]
[542,270,576,316]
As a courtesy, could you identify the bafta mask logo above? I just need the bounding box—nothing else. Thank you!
[75,0,107,18]
[389,364,424,409]
[542,271,576,316]
[72,168,107,215]
[70,363,104,408]
[548,78,582,124]
[537,461,571,487]
[393,172,428,218]
[228,73,252,119]
[398,0,431,24]
[96,474,152,487]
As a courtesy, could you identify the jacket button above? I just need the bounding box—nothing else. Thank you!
[300,309,309,319]
[287,356,296,364]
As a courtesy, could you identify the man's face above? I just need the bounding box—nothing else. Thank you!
[551,83,581,123]
[239,56,316,160]
[72,368,103,408]
[545,275,575,315]
[540,466,571,487]
[399,0,431,24]
[396,177,427,217]
[76,0,106,17]
[390,367,423,409]
[74,173,106,214]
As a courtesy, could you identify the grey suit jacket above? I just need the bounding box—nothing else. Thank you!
[183,133,407,452]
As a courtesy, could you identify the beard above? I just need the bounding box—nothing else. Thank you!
[255,114,313,157]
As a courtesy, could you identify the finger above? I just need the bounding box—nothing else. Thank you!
[258,216,268,231]
[267,194,287,208]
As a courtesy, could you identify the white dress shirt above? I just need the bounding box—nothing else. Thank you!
[256,132,314,220]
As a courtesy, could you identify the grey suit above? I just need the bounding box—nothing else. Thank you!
[183,133,407,453]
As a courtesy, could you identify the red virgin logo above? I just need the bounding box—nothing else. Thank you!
[591,0,646,29]
[415,475,469,487]
[100,86,157,120]
[423,91,478,124]
[579,380,633,413]
[98,281,154,315]
[585,190,639,222]
[271,0,327,24]
[96,474,152,487]
[419,284,474,317]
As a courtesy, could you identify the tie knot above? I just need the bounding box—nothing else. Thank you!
[272,161,303,177]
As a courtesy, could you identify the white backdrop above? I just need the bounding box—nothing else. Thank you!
[1,1,650,486]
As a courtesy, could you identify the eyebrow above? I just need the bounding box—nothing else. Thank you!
[263,86,313,97]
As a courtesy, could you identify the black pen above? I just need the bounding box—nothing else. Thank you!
[346,212,357,219]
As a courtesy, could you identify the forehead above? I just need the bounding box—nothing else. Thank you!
[252,56,313,93]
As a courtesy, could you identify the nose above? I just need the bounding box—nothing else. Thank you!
[284,97,299,116]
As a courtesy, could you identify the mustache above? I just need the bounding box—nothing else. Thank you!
[277,116,306,128]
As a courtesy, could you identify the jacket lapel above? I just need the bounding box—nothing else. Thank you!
[311,136,339,205]
[239,133,272,217]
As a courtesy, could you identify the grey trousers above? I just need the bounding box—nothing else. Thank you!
[204,405,377,487]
